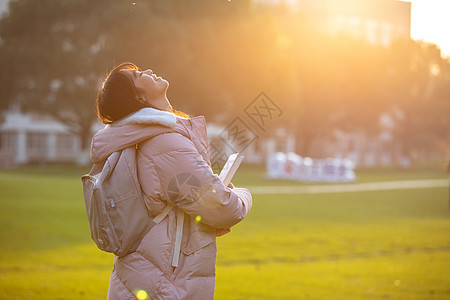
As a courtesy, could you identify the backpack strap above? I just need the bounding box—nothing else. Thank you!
[152,203,184,268]
[152,203,174,224]
[172,208,184,267]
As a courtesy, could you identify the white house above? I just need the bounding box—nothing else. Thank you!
[0,110,81,167]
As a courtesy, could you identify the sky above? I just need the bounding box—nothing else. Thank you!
[407,0,450,57]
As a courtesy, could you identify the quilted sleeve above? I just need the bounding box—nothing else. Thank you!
[139,132,252,229]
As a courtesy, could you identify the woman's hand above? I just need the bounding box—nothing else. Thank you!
[227,182,235,189]
[216,228,231,237]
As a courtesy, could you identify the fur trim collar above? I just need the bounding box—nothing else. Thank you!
[109,108,177,128]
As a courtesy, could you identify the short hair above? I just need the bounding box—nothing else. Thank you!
[96,62,153,124]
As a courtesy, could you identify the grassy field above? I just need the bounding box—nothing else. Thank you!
[0,164,449,299]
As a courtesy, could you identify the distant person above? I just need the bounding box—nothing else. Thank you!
[91,62,252,299]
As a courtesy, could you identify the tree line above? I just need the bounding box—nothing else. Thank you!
[0,0,448,162]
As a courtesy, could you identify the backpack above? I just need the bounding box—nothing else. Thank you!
[81,146,153,257]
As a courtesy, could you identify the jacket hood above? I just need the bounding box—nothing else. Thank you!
[90,108,203,163]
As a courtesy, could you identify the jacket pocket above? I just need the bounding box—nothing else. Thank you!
[179,234,217,279]
[181,230,215,256]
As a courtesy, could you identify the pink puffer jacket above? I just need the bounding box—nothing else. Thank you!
[89,108,252,300]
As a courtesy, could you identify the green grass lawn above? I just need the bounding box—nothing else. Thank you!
[0,164,449,299]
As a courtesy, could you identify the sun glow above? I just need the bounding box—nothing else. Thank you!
[408,0,450,57]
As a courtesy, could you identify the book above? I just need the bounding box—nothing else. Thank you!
[218,153,244,186]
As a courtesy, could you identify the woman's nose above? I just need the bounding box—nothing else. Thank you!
[144,69,153,75]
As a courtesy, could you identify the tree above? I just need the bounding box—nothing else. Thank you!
[385,39,450,161]
[1,0,447,166]
[0,0,255,159]
[0,0,129,157]
[278,19,390,156]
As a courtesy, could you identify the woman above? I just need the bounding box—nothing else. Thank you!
[90,62,252,299]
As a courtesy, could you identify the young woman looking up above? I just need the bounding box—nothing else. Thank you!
[91,62,252,300]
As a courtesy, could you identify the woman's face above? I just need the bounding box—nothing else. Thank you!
[123,68,171,110]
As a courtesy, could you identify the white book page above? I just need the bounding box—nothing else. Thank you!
[218,153,244,186]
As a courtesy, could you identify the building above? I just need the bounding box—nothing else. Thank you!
[0,0,418,168]
[248,0,413,167]
[318,0,410,47]
[256,0,411,47]
[0,0,9,17]
[0,110,82,167]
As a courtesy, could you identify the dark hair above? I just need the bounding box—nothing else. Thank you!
[96,62,154,124]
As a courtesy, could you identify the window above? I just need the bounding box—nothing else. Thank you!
[365,19,378,45]
[56,134,75,155]
[0,132,17,153]
[27,133,47,156]
[380,22,393,47]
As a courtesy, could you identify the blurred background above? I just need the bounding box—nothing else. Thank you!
[0,1,449,299]
[0,0,448,169]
